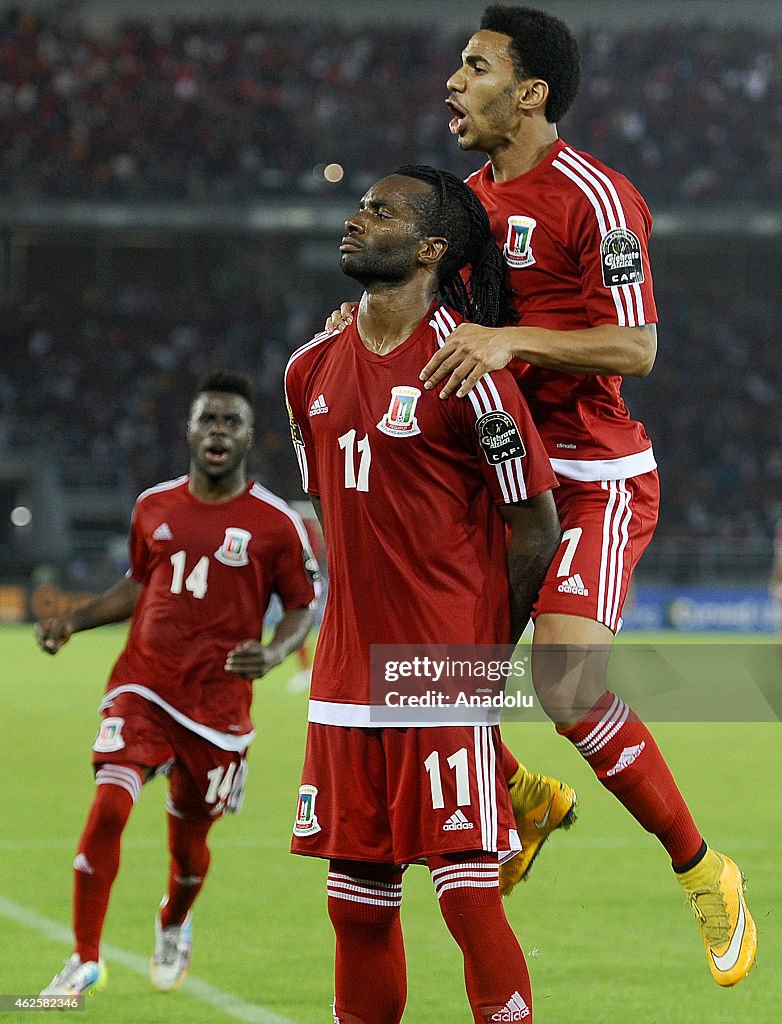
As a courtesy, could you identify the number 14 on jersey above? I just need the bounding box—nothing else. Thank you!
[169,550,209,599]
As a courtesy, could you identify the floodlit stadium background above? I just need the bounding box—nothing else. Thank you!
[0,3,780,1023]
[0,0,781,632]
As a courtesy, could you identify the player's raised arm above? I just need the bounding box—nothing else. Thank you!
[34,576,142,654]
[420,321,658,399]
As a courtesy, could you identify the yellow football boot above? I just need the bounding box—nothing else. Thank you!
[678,850,757,987]
[499,764,578,896]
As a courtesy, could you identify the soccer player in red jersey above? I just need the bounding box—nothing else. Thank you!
[36,370,318,997]
[415,3,756,987]
[286,164,561,1024]
[327,3,757,989]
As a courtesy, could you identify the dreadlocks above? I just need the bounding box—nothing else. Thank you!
[393,164,514,327]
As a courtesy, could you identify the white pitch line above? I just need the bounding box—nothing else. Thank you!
[0,895,298,1024]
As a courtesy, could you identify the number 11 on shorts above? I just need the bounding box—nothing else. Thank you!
[424,748,471,809]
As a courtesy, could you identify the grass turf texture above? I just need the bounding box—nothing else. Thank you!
[1,623,779,1023]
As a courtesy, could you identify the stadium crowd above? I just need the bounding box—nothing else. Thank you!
[1,267,779,574]
[0,10,779,205]
[0,8,779,581]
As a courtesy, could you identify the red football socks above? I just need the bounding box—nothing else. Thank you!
[73,768,141,962]
[430,853,532,1024]
[327,855,533,1024]
[327,860,406,1024]
[558,691,703,866]
[160,815,213,927]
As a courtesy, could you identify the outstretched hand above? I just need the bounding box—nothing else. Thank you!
[418,323,515,398]
[34,618,74,655]
[324,302,356,334]
[225,639,284,680]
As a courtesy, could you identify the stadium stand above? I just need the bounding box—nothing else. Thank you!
[0,9,779,584]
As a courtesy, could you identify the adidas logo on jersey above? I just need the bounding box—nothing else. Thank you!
[606,741,646,777]
[309,394,329,416]
[490,992,531,1021]
[557,573,589,596]
[153,522,173,541]
[443,809,474,831]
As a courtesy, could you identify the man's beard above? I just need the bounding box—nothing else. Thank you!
[340,249,413,286]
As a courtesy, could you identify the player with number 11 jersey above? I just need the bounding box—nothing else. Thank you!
[285,301,557,727]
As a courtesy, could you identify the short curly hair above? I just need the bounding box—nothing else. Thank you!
[480,5,581,123]
[194,369,255,408]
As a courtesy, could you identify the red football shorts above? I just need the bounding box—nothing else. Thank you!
[533,470,659,633]
[290,723,521,865]
[91,691,248,822]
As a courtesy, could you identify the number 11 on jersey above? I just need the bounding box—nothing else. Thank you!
[338,429,372,492]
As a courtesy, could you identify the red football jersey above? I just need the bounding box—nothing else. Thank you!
[285,303,557,727]
[467,138,658,480]
[105,478,316,745]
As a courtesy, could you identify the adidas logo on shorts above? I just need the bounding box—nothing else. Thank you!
[557,573,589,596]
[443,809,474,831]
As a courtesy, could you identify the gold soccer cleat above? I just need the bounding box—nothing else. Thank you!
[499,766,578,896]
[683,852,757,987]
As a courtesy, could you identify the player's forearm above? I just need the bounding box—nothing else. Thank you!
[501,495,561,643]
[67,577,143,633]
[506,535,560,643]
[504,323,657,377]
[310,496,324,536]
[266,607,313,662]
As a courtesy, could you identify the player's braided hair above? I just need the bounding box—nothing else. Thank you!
[394,164,514,327]
[480,5,581,123]
[194,369,256,407]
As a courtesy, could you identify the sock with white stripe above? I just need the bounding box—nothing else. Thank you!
[558,691,703,866]
[327,860,406,1024]
[161,814,213,927]
[430,852,533,1024]
[73,765,143,962]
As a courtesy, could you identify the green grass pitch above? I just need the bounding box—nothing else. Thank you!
[1,623,779,1022]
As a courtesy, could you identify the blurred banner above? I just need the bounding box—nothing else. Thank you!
[622,585,778,633]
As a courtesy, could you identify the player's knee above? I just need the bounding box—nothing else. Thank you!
[91,766,143,829]
[327,863,402,929]
[167,817,212,876]
[531,646,609,721]
[429,855,501,939]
